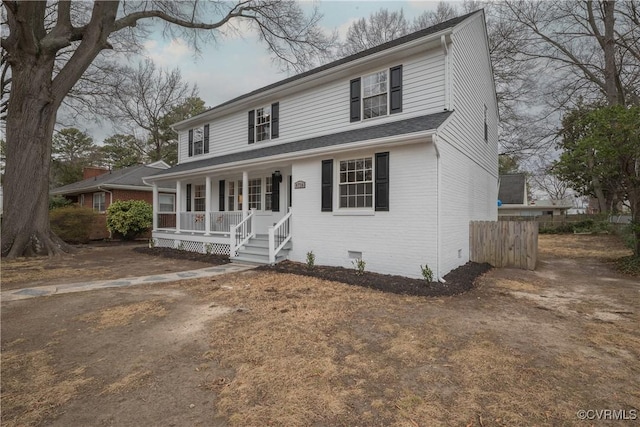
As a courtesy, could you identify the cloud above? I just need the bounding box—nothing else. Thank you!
[144,38,191,67]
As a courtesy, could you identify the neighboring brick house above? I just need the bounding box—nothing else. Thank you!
[51,161,176,239]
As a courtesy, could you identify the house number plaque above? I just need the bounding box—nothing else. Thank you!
[294,180,306,189]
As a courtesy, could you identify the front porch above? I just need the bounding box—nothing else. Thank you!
[149,167,293,264]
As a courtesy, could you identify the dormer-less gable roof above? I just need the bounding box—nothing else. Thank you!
[51,162,173,195]
[174,10,481,129]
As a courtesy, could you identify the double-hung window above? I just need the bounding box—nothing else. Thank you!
[339,158,373,208]
[159,194,175,212]
[188,124,209,157]
[265,176,273,211]
[194,185,206,211]
[350,65,402,122]
[93,192,106,212]
[248,102,279,144]
[256,106,271,142]
[362,71,388,119]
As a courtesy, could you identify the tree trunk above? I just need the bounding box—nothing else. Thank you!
[602,0,620,106]
[1,58,70,258]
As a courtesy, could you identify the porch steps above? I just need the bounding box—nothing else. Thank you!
[233,234,292,265]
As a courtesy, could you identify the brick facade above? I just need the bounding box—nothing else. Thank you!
[74,188,163,240]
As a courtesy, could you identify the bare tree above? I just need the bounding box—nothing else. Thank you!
[412,1,459,30]
[338,9,410,57]
[107,60,201,165]
[499,0,640,108]
[1,0,336,258]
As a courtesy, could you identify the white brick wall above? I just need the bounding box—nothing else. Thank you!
[288,143,438,279]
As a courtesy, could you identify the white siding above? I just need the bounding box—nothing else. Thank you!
[436,14,499,275]
[178,49,446,164]
[288,143,438,279]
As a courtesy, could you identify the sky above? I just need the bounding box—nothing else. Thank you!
[84,1,453,143]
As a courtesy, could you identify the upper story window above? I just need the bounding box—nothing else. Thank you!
[188,124,209,157]
[350,65,402,122]
[256,106,271,142]
[248,102,279,144]
[362,71,388,119]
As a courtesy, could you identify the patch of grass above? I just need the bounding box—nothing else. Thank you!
[1,350,93,427]
[538,234,632,260]
[615,255,640,276]
[99,370,153,395]
[76,301,167,329]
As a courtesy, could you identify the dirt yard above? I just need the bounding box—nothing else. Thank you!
[1,235,638,426]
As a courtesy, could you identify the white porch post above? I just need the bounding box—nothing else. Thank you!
[152,183,158,231]
[175,180,182,233]
[204,176,212,235]
[242,171,248,219]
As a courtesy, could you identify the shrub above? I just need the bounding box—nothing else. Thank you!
[50,205,97,244]
[352,258,366,276]
[420,264,434,282]
[106,200,152,240]
[49,195,73,210]
[306,251,315,270]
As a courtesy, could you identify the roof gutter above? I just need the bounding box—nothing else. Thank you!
[144,129,437,182]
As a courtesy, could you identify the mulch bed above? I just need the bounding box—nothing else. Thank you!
[258,260,492,297]
[133,247,230,265]
[134,246,491,297]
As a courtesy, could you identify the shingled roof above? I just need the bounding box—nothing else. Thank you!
[176,10,480,126]
[149,111,452,178]
[51,163,172,195]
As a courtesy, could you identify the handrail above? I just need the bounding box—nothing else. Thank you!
[268,207,292,264]
[229,209,255,258]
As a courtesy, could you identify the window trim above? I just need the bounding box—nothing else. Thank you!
[188,125,209,157]
[193,184,206,212]
[336,156,374,211]
[255,105,271,143]
[361,69,389,121]
[158,193,175,213]
[93,192,106,212]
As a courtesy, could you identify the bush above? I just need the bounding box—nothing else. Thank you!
[50,205,97,243]
[49,195,73,210]
[420,264,434,282]
[106,200,152,240]
[306,251,315,270]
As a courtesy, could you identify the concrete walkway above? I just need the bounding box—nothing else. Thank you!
[1,263,256,302]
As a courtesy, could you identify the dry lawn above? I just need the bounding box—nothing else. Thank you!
[1,234,638,426]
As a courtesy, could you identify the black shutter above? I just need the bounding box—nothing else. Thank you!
[248,110,255,144]
[271,102,279,139]
[219,180,225,211]
[390,65,403,114]
[350,78,361,122]
[271,173,281,212]
[188,129,194,157]
[204,124,210,154]
[375,152,389,211]
[186,184,192,212]
[288,175,292,208]
[321,160,333,212]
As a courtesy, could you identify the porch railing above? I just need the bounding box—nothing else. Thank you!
[229,209,255,258]
[180,212,207,232]
[268,207,292,264]
[160,211,244,234]
[210,211,243,233]
[157,213,176,228]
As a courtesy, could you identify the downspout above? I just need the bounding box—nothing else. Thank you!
[441,35,450,111]
[98,186,114,239]
[432,135,446,283]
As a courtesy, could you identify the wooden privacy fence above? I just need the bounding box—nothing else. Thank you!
[469,221,538,270]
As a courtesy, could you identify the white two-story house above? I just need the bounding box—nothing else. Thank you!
[144,11,498,280]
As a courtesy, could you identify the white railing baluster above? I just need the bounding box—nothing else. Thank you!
[268,207,292,264]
